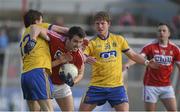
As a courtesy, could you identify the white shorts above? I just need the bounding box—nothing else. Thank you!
[143,86,175,103]
[53,84,72,99]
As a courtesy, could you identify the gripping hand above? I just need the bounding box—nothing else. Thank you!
[59,72,74,87]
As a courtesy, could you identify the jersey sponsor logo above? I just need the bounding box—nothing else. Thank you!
[100,50,117,59]
[154,55,172,65]
[54,50,63,59]
[105,43,111,50]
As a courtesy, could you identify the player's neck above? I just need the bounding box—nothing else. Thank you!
[97,31,109,40]
[159,40,168,47]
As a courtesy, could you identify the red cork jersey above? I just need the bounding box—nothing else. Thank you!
[141,40,180,86]
[48,31,84,85]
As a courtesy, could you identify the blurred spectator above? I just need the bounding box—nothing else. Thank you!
[54,17,65,26]
[119,10,136,26]
[0,27,9,49]
[172,11,180,38]
[85,13,95,36]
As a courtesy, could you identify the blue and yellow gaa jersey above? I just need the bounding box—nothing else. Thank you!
[84,33,129,87]
[20,23,52,74]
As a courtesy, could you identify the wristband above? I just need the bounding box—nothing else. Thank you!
[144,60,150,66]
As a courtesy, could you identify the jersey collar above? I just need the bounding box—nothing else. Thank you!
[158,40,169,48]
[97,32,110,40]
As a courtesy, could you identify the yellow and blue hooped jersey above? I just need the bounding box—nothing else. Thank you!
[84,33,129,87]
[19,23,52,74]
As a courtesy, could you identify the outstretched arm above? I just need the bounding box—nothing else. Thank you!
[51,25,69,34]
[29,24,69,41]
[124,48,147,65]
[124,48,159,69]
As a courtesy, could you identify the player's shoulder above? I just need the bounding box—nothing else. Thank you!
[143,39,158,48]
[109,33,123,38]
[48,30,65,42]
[23,27,30,33]
[169,41,180,50]
[21,27,30,39]
[89,36,98,41]
[109,33,126,42]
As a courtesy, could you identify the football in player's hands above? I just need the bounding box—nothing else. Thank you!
[59,63,78,87]
[59,72,74,87]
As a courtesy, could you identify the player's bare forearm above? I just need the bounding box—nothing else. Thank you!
[30,25,49,41]
[74,64,84,84]
[84,55,97,64]
[52,59,61,67]
[51,25,69,34]
[74,74,83,84]
[30,25,41,41]
[125,49,160,69]
[125,49,146,65]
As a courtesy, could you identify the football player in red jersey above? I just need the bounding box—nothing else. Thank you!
[29,25,87,111]
[48,26,86,111]
[124,22,180,111]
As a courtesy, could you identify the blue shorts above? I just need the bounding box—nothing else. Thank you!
[21,68,53,100]
[82,86,128,107]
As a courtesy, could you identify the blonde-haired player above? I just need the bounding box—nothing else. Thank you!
[79,11,159,111]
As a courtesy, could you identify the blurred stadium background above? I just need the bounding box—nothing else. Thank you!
[0,0,180,111]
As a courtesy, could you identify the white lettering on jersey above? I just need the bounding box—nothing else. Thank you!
[100,50,117,59]
[154,55,172,66]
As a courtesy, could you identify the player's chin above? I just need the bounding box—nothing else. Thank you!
[98,30,103,34]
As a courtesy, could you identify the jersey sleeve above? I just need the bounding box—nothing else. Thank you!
[174,46,180,63]
[75,50,84,69]
[83,40,94,56]
[140,45,149,56]
[120,36,130,52]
